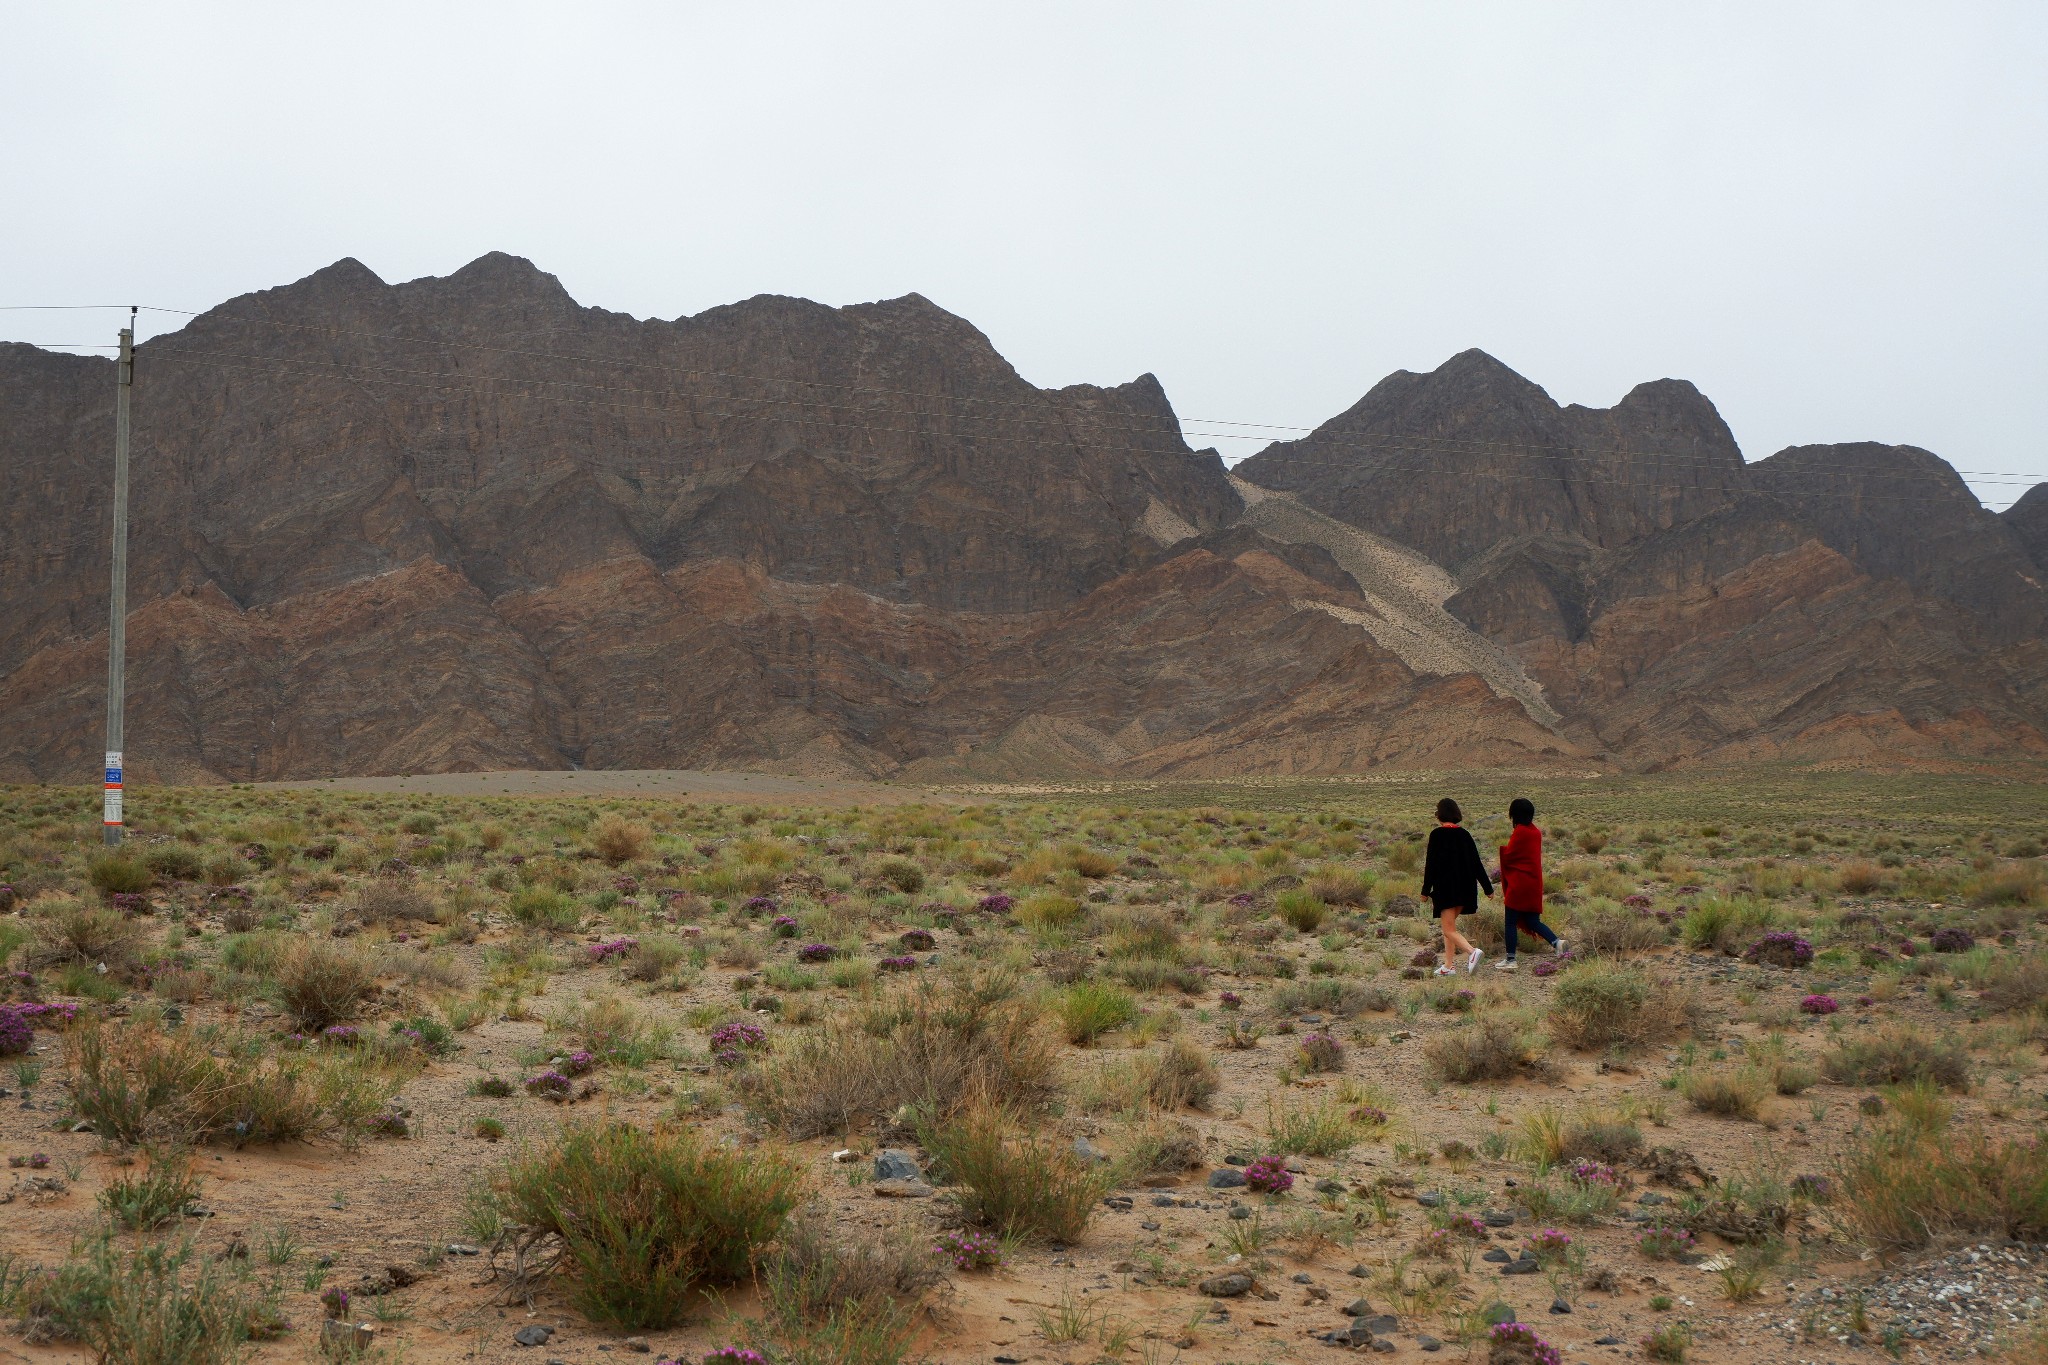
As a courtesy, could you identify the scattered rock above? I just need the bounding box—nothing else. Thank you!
[872,1179,935,1198]
[1208,1167,1248,1189]
[514,1325,554,1347]
[1200,1273,1254,1298]
[1416,1335,1443,1352]
[873,1149,922,1182]
[1549,1298,1571,1314]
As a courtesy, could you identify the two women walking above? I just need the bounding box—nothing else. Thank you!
[1417,795,1564,974]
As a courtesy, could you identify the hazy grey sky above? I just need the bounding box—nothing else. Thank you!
[5,3,2043,505]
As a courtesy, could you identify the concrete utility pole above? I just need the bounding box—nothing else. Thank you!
[103,311,133,846]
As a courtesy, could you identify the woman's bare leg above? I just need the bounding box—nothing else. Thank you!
[1440,908,1472,966]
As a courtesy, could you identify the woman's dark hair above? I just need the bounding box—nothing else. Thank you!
[1435,797,1462,825]
[1509,797,1535,826]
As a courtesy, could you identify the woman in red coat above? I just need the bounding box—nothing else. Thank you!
[1495,797,1563,970]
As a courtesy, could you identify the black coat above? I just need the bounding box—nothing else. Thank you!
[1420,825,1494,913]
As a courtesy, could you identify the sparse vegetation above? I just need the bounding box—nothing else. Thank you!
[0,771,2042,1357]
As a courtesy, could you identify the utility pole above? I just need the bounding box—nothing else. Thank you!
[103,310,133,846]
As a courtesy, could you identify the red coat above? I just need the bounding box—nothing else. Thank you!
[1499,824,1543,913]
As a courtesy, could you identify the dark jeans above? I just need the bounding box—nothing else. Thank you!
[1505,909,1557,957]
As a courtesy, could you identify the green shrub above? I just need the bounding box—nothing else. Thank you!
[31,899,143,975]
[497,1122,803,1328]
[1016,894,1083,934]
[1263,1094,1363,1157]
[276,940,377,1031]
[1566,899,1670,956]
[144,845,204,881]
[623,935,691,983]
[1823,1028,1971,1091]
[1275,889,1328,933]
[1680,1065,1770,1119]
[1139,1037,1220,1110]
[1836,1124,2048,1252]
[1965,862,2047,908]
[921,1104,1110,1242]
[87,852,152,897]
[10,1235,271,1362]
[1979,954,2048,1014]
[744,971,1058,1138]
[99,1150,202,1231]
[218,930,286,977]
[65,1020,354,1147]
[509,886,581,933]
[1680,898,1775,954]
[589,814,652,865]
[1058,982,1137,1045]
[1744,1036,1819,1095]
[1307,866,1374,907]
[1424,1015,1544,1083]
[1065,847,1119,879]
[758,1210,940,1365]
[870,856,925,894]
[1549,961,1692,1050]
[350,877,439,926]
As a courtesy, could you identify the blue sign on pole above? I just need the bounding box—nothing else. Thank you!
[106,767,122,783]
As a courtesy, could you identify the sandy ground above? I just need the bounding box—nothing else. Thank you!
[258,769,956,807]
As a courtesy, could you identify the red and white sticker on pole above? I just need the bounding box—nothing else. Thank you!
[104,751,122,827]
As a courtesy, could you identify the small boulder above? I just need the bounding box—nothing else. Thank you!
[873,1149,922,1182]
[872,1179,935,1198]
[1199,1273,1254,1298]
[513,1325,554,1347]
[1208,1167,1249,1189]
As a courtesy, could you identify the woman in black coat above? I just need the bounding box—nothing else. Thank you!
[1420,797,1493,974]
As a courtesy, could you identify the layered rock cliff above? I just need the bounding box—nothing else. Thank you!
[1,256,2040,781]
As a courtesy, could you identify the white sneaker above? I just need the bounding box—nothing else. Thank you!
[1494,958,1519,971]
[1434,965,1456,977]
[1466,948,1484,974]
[1552,939,1567,956]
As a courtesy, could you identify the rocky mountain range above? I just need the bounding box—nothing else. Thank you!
[2,254,2043,783]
